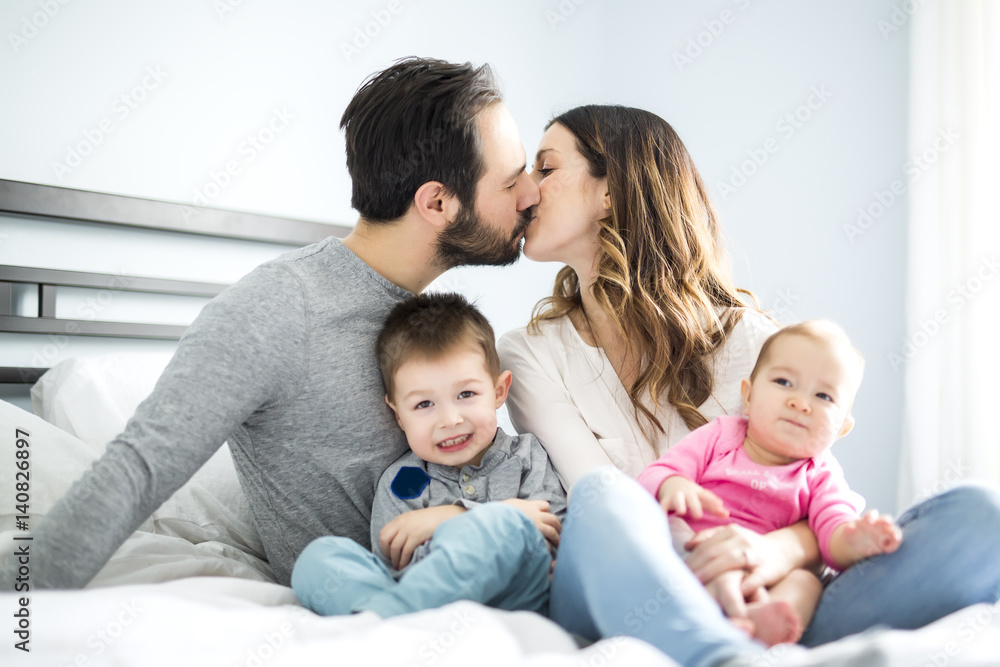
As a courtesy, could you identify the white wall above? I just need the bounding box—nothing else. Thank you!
[0,0,909,511]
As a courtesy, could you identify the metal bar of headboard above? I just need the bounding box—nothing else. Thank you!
[0,367,47,384]
[0,178,349,245]
[0,265,226,297]
[0,265,228,347]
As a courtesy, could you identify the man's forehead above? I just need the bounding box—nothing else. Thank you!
[476,103,526,178]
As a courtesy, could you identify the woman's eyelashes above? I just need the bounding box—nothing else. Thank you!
[533,166,553,178]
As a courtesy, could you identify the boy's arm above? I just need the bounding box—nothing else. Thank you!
[501,432,566,548]
[514,432,567,518]
[1,265,306,590]
[371,462,466,570]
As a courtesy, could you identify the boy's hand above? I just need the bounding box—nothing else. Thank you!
[657,476,729,521]
[379,505,465,570]
[502,498,562,548]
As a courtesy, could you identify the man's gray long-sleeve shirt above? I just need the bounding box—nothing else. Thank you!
[1,237,412,588]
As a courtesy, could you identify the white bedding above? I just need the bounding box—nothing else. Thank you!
[2,577,999,666]
[3,356,1000,666]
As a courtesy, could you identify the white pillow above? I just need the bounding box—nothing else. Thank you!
[28,355,268,568]
[0,400,274,586]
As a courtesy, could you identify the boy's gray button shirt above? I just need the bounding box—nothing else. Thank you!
[370,428,567,569]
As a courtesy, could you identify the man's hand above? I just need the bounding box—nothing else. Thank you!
[501,498,561,548]
[657,476,729,521]
[379,505,466,570]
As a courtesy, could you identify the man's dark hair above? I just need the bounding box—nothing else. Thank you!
[340,57,502,223]
[377,292,500,400]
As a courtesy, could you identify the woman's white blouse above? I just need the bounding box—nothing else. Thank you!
[497,310,777,490]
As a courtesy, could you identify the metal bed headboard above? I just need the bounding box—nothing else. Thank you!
[0,178,352,385]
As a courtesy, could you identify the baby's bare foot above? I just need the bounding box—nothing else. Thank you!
[745,600,802,647]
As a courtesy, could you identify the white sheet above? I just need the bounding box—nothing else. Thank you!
[2,577,1000,667]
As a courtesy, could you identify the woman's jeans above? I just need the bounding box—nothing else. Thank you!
[550,467,1000,666]
[801,480,1000,645]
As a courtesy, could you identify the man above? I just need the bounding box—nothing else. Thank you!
[0,57,539,589]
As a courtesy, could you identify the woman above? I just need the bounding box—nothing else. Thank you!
[497,105,1000,663]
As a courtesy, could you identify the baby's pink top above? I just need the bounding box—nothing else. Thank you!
[636,415,863,568]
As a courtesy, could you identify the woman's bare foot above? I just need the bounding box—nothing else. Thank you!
[745,599,802,646]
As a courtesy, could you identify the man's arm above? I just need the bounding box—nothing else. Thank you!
[1,264,307,590]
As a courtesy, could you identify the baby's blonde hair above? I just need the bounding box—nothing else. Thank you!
[750,319,865,384]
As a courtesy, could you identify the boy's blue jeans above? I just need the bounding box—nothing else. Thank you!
[550,467,1000,667]
[291,502,552,618]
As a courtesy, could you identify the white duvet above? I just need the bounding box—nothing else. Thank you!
[2,571,1000,667]
[3,356,1000,666]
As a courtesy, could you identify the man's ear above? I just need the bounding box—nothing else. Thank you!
[385,394,401,426]
[413,181,461,231]
[494,370,513,409]
[838,414,855,439]
[740,378,752,415]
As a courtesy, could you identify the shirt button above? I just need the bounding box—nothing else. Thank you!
[464,485,476,496]
[462,473,470,482]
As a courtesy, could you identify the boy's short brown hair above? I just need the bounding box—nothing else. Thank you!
[377,292,500,399]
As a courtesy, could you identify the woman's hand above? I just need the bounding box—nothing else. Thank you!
[379,505,466,570]
[685,522,808,597]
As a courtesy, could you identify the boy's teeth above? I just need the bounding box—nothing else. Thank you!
[440,434,469,447]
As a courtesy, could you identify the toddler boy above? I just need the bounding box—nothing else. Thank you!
[292,293,565,618]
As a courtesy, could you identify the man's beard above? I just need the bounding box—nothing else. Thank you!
[434,202,533,270]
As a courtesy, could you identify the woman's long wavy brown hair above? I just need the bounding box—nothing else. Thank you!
[529,105,760,441]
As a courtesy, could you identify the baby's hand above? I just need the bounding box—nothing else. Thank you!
[657,476,729,520]
[841,510,903,559]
